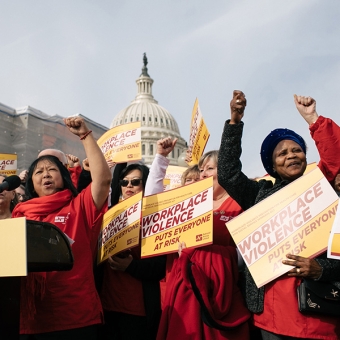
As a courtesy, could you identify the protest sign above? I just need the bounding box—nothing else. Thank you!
[226,167,339,288]
[187,98,210,166]
[0,153,17,175]
[141,177,213,258]
[0,217,27,276]
[164,165,187,190]
[327,199,340,259]
[97,192,142,264]
[97,122,141,163]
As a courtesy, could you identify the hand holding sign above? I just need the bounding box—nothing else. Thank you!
[282,253,322,279]
[108,254,133,271]
[178,241,187,257]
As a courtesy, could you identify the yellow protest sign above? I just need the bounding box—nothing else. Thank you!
[187,98,210,166]
[97,192,142,264]
[327,198,340,259]
[97,122,141,163]
[0,153,17,175]
[141,177,213,258]
[226,167,339,288]
[0,217,27,277]
[164,165,187,190]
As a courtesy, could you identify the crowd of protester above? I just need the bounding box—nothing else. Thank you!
[1,92,340,339]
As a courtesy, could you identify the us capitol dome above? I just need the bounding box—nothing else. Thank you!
[110,54,187,166]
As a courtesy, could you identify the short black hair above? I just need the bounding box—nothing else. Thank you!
[25,155,78,199]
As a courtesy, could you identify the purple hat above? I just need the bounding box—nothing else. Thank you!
[260,128,306,178]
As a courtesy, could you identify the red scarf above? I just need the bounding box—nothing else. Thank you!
[13,189,73,220]
[12,189,74,319]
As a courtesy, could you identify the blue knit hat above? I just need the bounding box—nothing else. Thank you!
[260,128,306,178]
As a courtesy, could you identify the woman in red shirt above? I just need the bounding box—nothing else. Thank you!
[13,117,112,339]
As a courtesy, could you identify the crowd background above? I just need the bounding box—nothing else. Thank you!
[1,91,340,339]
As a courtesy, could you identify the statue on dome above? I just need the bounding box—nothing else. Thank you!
[141,53,150,77]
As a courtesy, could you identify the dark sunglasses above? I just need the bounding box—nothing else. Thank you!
[120,179,143,187]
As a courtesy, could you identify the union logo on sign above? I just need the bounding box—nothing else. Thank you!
[196,234,203,242]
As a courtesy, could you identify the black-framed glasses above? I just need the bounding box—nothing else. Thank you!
[119,179,143,187]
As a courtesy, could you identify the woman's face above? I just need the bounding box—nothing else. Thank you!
[121,169,143,200]
[0,176,15,209]
[184,172,200,186]
[15,186,26,202]
[199,157,218,187]
[272,140,307,181]
[32,159,64,197]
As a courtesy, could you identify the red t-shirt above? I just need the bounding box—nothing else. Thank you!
[13,185,106,334]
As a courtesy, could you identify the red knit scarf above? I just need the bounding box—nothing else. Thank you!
[13,189,73,220]
[12,190,74,319]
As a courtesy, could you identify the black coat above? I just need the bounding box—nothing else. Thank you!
[217,120,340,313]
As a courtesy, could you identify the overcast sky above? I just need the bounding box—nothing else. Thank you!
[1,0,339,177]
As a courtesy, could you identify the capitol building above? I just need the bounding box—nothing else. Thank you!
[110,54,187,166]
[0,54,187,171]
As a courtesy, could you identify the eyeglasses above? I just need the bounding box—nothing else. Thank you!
[119,179,143,187]
[17,193,28,201]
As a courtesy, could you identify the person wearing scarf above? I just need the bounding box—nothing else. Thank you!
[13,117,112,339]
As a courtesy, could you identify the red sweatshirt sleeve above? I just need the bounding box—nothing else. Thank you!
[311,115,340,183]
